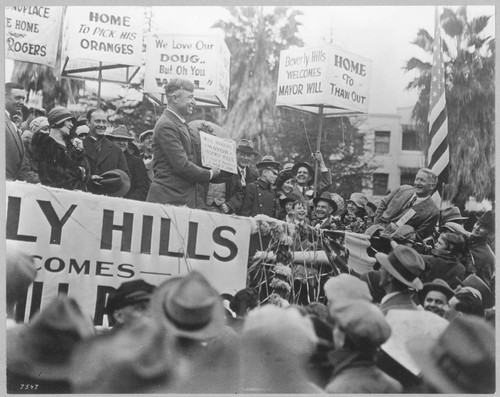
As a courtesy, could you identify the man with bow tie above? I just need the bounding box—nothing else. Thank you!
[146,78,220,208]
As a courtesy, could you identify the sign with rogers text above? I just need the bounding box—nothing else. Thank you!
[143,34,230,108]
[6,182,250,326]
[64,6,143,65]
[276,45,372,114]
[200,132,237,174]
[5,6,63,67]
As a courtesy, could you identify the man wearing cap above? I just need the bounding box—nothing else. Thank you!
[139,129,154,181]
[375,245,426,315]
[240,155,280,218]
[83,108,130,194]
[372,168,440,240]
[418,279,454,317]
[105,279,155,329]
[325,300,402,393]
[5,82,26,181]
[291,151,331,202]
[465,210,495,288]
[106,125,150,201]
[146,79,220,208]
[236,139,259,188]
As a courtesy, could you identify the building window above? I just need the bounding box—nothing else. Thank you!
[373,173,389,196]
[374,131,390,154]
[402,126,419,151]
[400,168,418,186]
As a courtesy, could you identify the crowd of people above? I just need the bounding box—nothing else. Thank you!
[5,78,496,393]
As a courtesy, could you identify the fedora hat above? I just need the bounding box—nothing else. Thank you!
[408,315,495,393]
[312,192,338,213]
[418,279,454,305]
[106,279,155,316]
[150,271,226,340]
[347,192,368,209]
[292,162,315,180]
[7,296,95,380]
[91,169,131,197]
[279,192,301,206]
[70,317,174,393]
[256,155,280,171]
[476,210,495,231]
[139,129,154,142]
[375,245,425,290]
[236,139,258,155]
[458,274,493,308]
[106,124,135,140]
[440,206,468,224]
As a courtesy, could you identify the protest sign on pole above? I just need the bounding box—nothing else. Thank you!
[6,182,250,326]
[143,34,230,108]
[276,45,372,116]
[5,6,63,67]
[64,6,144,66]
[200,132,237,174]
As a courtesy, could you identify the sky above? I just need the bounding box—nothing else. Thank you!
[4,5,495,115]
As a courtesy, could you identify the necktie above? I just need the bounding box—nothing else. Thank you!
[407,195,417,209]
[241,168,246,187]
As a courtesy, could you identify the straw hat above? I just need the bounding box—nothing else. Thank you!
[375,245,425,290]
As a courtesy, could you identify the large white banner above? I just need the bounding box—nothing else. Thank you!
[6,182,250,325]
[5,6,63,67]
[143,34,230,108]
[64,6,144,66]
[276,45,372,115]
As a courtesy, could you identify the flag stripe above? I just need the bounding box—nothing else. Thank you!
[428,115,447,156]
[428,106,447,139]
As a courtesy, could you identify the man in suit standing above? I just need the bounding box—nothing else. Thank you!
[235,139,259,188]
[372,168,440,240]
[83,108,129,194]
[146,79,220,208]
[5,83,26,181]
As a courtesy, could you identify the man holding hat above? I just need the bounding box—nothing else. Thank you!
[418,279,454,317]
[236,139,259,188]
[240,155,280,218]
[106,279,155,329]
[375,245,426,315]
[291,151,331,202]
[372,168,440,240]
[146,78,220,208]
[466,210,495,288]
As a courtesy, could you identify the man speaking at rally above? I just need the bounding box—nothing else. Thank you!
[370,168,440,240]
[147,78,220,208]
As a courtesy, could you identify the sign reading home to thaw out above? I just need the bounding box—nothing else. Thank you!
[7,182,250,326]
[64,6,144,66]
[143,34,231,109]
[276,45,372,115]
[5,6,63,67]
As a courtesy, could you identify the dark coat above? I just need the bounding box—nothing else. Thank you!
[373,185,439,240]
[326,349,402,393]
[5,112,25,181]
[146,109,211,208]
[421,253,466,289]
[31,132,90,191]
[238,165,259,187]
[240,178,279,218]
[83,135,129,194]
[123,151,150,201]
[467,238,495,288]
[379,290,418,315]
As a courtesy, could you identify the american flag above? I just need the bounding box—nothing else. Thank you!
[427,7,449,199]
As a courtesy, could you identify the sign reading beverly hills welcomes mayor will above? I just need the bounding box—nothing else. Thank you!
[276,45,372,115]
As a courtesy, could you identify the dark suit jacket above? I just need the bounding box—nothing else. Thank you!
[240,178,279,218]
[83,136,129,175]
[374,185,439,240]
[5,112,25,180]
[124,151,150,201]
[379,290,419,315]
[146,109,211,208]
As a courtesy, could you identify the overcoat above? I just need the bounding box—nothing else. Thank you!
[240,178,279,218]
[5,112,25,180]
[146,109,211,208]
[123,151,150,201]
[83,136,129,176]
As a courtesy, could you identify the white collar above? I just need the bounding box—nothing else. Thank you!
[380,291,403,305]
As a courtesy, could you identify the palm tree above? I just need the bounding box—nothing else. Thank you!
[404,6,495,207]
[213,6,303,153]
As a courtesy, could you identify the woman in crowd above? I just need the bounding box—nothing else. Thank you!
[341,192,372,233]
[31,107,90,191]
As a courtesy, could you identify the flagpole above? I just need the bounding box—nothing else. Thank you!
[313,105,324,198]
